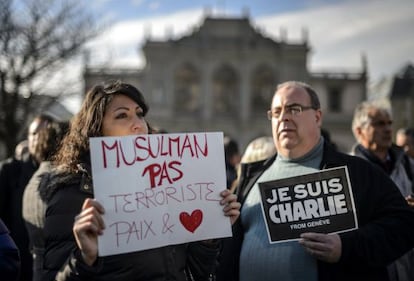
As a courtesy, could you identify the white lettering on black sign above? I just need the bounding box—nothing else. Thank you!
[259,166,358,243]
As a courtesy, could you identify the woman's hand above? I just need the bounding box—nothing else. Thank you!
[73,198,106,266]
[220,189,241,225]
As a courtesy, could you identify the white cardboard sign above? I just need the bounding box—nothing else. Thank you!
[90,132,232,256]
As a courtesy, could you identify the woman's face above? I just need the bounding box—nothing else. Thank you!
[102,94,148,137]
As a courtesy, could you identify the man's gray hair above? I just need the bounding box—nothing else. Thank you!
[351,100,392,140]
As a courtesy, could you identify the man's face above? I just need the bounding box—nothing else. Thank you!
[396,133,414,158]
[396,133,408,149]
[269,86,322,159]
[27,118,47,156]
[357,109,393,152]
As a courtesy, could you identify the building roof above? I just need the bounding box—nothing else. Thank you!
[390,62,414,98]
[143,15,308,50]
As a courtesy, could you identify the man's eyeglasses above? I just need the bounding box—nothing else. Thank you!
[370,120,393,127]
[267,104,316,120]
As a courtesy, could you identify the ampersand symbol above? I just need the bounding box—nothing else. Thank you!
[162,213,174,234]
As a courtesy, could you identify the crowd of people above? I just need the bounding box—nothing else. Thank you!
[1,79,414,281]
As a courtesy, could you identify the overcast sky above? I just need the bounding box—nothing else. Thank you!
[61,0,414,112]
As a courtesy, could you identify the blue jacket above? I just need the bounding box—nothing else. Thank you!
[218,142,414,281]
[0,218,21,281]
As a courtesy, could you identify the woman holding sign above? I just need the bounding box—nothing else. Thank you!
[41,80,240,281]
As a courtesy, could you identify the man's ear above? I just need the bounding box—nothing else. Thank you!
[354,127,363,140]
[315,109,322,126]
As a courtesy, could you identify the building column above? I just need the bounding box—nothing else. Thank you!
[240,63,250,121]
[201,63,212,121]
[164,65,174,116]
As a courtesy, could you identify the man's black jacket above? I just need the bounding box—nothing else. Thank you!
[217,143,414,281]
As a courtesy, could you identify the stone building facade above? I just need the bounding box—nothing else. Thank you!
[389,64,414,130]
[84,15,367,152]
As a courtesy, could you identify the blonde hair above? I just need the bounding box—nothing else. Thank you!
[241,136,276,163]
[229,136,276,193]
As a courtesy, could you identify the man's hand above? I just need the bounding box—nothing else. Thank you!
[298,232,341,263]
[405,195,414,208]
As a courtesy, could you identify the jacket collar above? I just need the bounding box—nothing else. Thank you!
[238,142,340,206]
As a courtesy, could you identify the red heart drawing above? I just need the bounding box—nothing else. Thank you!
[179,209,203,233]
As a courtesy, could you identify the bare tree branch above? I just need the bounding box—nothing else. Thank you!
[0,0,100,156]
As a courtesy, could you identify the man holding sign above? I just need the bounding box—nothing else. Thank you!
[41,81,240,281]
[218,81,414,281]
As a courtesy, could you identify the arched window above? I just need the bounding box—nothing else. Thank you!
[173,63,201,115]
[212,65,239,116]
[251,65,276,114]
[328,87,342,112]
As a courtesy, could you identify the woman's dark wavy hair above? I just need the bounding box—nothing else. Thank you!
[54,80,150,173]
[33,120,69,163]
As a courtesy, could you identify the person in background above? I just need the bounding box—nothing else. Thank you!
[396,127,414,174]
[22,120,68,281]
[41,80,241,281]
[0,218,20,281]
[240,136,276,164]
[0,114,55,281]
[350,102,413,199]
[224,136,241,188]
[218,81,414,281]
[351,101,414,281]
[14,140,29,161]
[229,136,276,193]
